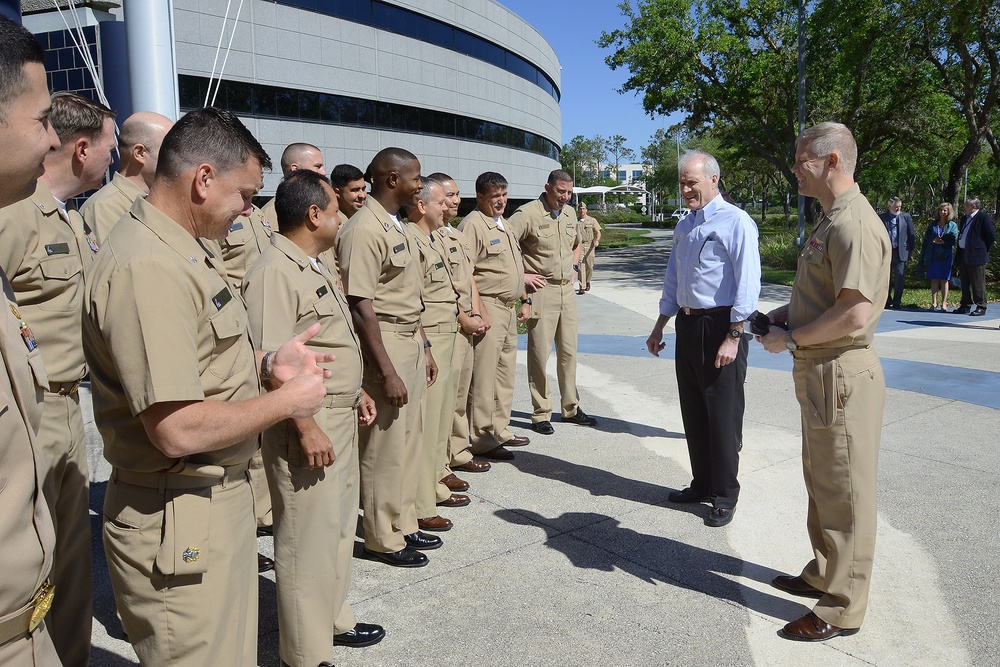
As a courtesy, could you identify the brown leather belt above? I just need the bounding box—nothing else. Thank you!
[0,579,55,646]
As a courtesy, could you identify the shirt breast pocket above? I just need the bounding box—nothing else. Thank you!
[208,302,250,380]
[699,237,726,262]
[484,239,506,264]
[312,296,350,341]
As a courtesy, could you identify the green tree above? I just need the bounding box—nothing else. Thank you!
[605,134,636,182]
[560,134,605,186]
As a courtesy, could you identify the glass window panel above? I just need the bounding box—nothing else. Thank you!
[225,81,253,113]
[252,87,277,116]
[319,93,340,122]
[276,88,298,117]
[299,90,320,119]
[356,99,375,126]
[375,101,392,128]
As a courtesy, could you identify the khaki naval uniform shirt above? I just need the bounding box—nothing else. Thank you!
[0,180,98,666]
[219,205,274,293]
[458,209,525,302]
[335,197,425,552]
[508,196,582,421]
[80,172,144,244]
[243,233,364,661]
[82,196,260,665]
[0,280,57,662]
[786,183,890,629]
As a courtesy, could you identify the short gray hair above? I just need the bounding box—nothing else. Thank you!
[966,197,981,210]
[888,196,902,207]
[797,122,857,175]
[678,150,720,181]
[417,177,444,205]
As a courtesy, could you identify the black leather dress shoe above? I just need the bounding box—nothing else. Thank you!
[334,622,385,648]
[364,546,428,567]
[771,574,824,598]
[531,421,555,435]
[256,526,273,537]
[953,306,971,314]
[562,409,597,426]
[971,307,987,316]
[778,612,859,642]
[258,552,275,573]
[667,487,711,504]
[705,507,735,527]
[480,445,514,460]
[404,531,443,550]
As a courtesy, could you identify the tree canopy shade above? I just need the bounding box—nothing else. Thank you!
[599,0,996,210]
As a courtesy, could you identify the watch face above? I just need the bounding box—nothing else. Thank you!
[730,329,741,338]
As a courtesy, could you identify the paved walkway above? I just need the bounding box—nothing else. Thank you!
[86,227,999,666]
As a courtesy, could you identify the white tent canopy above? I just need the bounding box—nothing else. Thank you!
[573,185,650,210]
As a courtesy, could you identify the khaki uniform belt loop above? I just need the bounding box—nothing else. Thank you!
[483,295,518,309]
[0,579,55,646]
[423,322,459,334]
[47,379,82,396]
[791,344,872,360]
[680,305,732,316]
[111,462,251,491]
[323,391,362,409]
[377,321,420,335]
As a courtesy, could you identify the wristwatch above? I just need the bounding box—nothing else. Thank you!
[728,328,742,339]
[523,298,532,305]
[785,331,798,351]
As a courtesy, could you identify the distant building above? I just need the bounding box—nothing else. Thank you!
[19,0,563,207]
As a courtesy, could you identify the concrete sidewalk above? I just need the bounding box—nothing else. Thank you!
[86,228,999,666]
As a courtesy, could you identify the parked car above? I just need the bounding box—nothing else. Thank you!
[670,208,691,219]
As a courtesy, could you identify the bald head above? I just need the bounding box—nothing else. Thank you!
[366,147,421,213]
[119,111,173,192]
[279,142,325,178]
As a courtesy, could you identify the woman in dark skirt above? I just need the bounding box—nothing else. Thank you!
[918,202,959,311]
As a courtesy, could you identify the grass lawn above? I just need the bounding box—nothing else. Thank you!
[600,228,653,249]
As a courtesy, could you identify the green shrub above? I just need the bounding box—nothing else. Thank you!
[759,232,800,271]
[594,209,650,225]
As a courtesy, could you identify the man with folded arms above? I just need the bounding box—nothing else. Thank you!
[459,172,536,461]
[243,169,383,665]
[82,107,330,665]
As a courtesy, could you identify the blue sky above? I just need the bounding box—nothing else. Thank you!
[499,0,685,161]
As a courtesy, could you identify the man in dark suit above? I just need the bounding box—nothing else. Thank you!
[954,197,996,316]
[880,197,917,309]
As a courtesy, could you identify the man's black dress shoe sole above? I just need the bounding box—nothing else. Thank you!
[404,531,443,550]
[705,507,735,527]
[667,488,711,504]
[531,421,555,435]
[334,622,385,648]
[561,410,597,426]
[970,309,987,316]
[364,546,428,567]
[771,574,824,599]
[258,553,275,573]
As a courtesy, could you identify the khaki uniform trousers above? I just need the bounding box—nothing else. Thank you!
[248,449,272,529]
[103,471,257,666]
[469,298,518,454]
[264,399,360,667]
[0,620,60,667]
[39,389,92,667]
[578,247,596,290]
[360,329,426,552]
[416,326,457,518]
[447,331,475,467]
[526,282,580,423]
[792,346,884,629]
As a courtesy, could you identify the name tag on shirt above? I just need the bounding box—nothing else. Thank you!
[434,261,445,269]
[393,243,406,253]
[449,246,458,253]
[540,223,551,230]
[229,222,244,232]
[212,288,232,310]
[489,238,501,246]
[45,243,70,255]
[316,285,328,298]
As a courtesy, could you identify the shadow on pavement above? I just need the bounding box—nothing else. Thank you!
[496,508,807,623]
[90,647,135,666]
[506,450,698,514]
[510,410,683,439]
